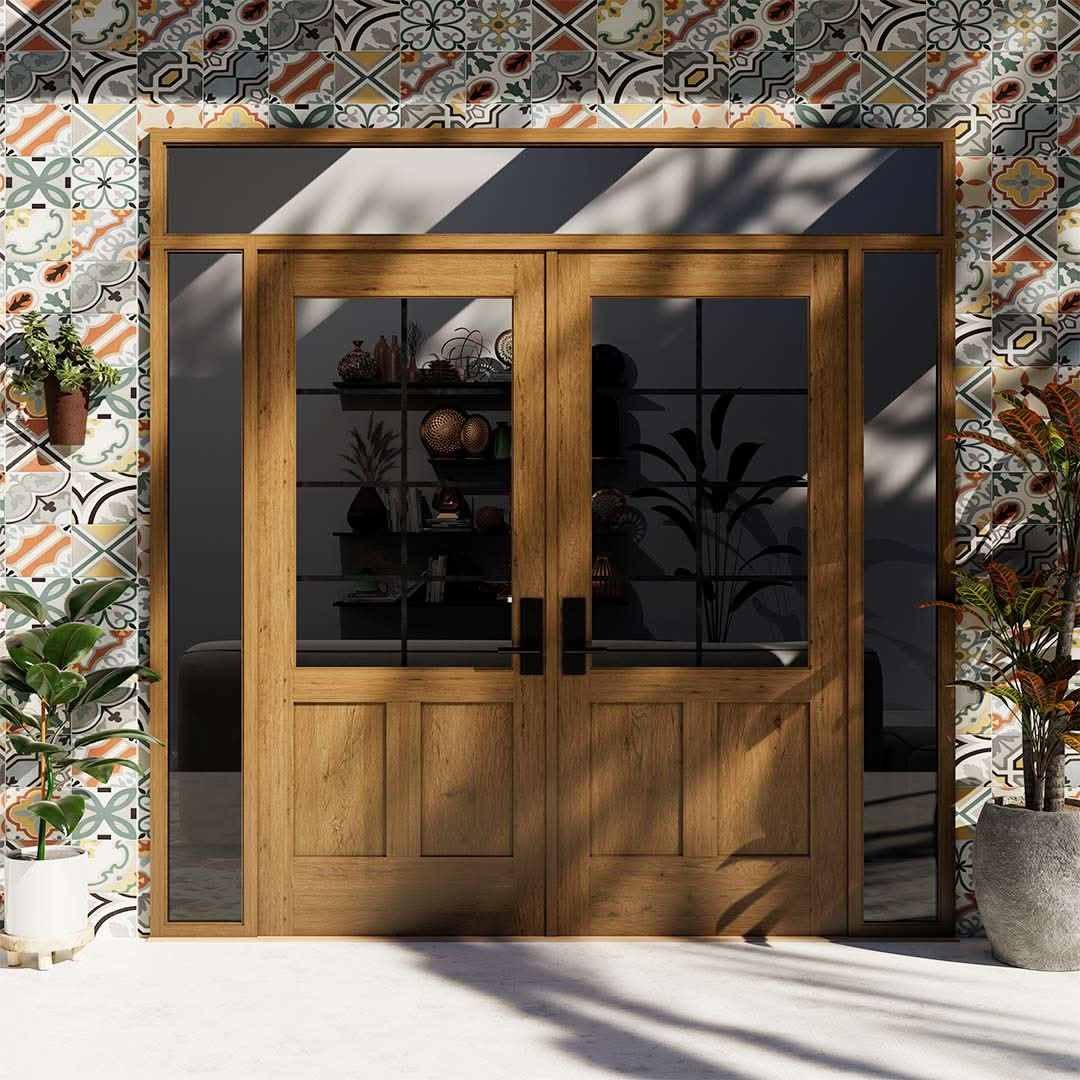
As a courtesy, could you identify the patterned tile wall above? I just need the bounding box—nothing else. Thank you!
[0,0,1069,936]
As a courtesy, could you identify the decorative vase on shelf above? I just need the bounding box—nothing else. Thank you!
[347,486,389,534]
[373,335,391,381]
[338,340,380,384]
[492,421,512,460]
[592,553,622,602]
[420,408,466,456]
[388,334,402,382]
[461,414,492,456]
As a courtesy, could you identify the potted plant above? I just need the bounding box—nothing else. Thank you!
[932,381,1080,969]
[10,312,122,446]
[0,581,160,940]
[342,413,401,534]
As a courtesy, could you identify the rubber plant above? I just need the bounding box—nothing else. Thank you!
[9,311,122,446]
[630,393,804,642]
[944,380,1080,811]
[0,582,160,858]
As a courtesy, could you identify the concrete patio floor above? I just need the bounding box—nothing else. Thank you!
[4,938,1080,1079]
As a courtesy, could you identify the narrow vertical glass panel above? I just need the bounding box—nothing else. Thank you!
[296,297,513,667]
[863,252,939,922]
[591,298,808,668]
[168,252,243,922]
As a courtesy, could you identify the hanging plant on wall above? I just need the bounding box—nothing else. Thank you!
[9,311,122,447]
[928,381,1080,970]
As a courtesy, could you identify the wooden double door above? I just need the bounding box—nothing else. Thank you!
[256,247,848,936]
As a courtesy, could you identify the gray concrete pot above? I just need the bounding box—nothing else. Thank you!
[974,802,1080,970]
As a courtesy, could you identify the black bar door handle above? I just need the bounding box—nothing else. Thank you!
[496,596,543,675]
[562,597,589,675]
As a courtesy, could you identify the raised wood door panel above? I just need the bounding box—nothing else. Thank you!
[554,251,848,936]
[256,250,546,936]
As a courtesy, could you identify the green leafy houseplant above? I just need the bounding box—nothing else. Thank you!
[948,381,1080,811]
[9,311,122,446]
[630,394,804,643]
[0,582,161,860]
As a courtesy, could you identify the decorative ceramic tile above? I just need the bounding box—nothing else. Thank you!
[7,260,72,315]
[927,0,991,50]
[532,0,596,49]
[6,207,72,261]
[664,49,727,102]
[956,315,992,367]
[71,522,138,576]
[467,0,529,49]
[203,100,272,123]
[992,258,1056,318]
[401,0,468,48]
[664,0,727,52]
[992,313,1057,363]
[335,0,400,48]
[929,102,990,153]
[137,49,203,102]
[1063,0,1080,51]
[398,99,530,122]
[71,0,138,50]
[5,524,71,576]
[596,100,663,124]
[795,0,859,49]
[7,156,72,209]
[269,48,334,101]
[203,49,269,104]
[7,0,74,50]
[268,0,335,48]
[995,204,1057,259]
[4,470,71,526]
[992,157,1057,214]
[927,48,990,105]
[861,100,925,125]
[955,153,989,207]
[335,100,400,123]
[794,99,860,124]
[956,206,992,314]
[728,46,793,106]
[729,0,794,52]
[72,156,138,209]
[598,50,662,101]
[531,49,596,102]
[72,52,137,102]
[399,48,467,101]
[135,102,203,133]
[5,103,73,156]
[334,49,399,102]
[597,0,664,54]
[204,0,269,50]
[1061,102,1080,155]
[71,102,137,154]
[729,98,796,124]
[861,0,925,49]
[465,50,531,101]
[860,49,926,105]
[70,259,137,314]
[991,0,1054,50]
[72,206,138,261]
[530,100,597,123]
[136,0,203,50]
[6,52,73,105]
[663,101,728,124]
[992,101,1057,159]
[795,49,860,104]
[74,311,137,366]
[992,49,1056,104]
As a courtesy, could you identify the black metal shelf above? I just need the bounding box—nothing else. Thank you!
[298,480,509,492]
[616,574,806,583]
[331,530,509,538]
[298,383,511,408]
[595,386,807,396]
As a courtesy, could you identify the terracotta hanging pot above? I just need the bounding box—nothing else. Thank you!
[43,375,89,446]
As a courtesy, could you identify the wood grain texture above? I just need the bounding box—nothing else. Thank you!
[255,251,296,935]
[421,704,514,857]
[293,705,386,857]
[294,668,515,702]
[716,704,809,856]
[590,704,682,856]
[589,253,811,296]
[293,253,516,298]
[386,702,421,857]
[682,702,718,858]
[293,857,518,935]
[589,668,813,702]
[589,856,811,936]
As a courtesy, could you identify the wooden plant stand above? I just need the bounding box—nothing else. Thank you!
[1,925,93,970]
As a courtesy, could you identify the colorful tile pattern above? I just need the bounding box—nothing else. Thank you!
[0,0,1063,942]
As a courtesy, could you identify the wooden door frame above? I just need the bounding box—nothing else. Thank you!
[149,128,955,938]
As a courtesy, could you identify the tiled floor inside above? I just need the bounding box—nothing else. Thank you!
[5,938,1080,1078]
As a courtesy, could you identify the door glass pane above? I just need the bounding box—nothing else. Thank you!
[296,297,513,667]
[863,252,939,922]
[168,252,243,922]
[168,146,940,236]
[591,298,808,668]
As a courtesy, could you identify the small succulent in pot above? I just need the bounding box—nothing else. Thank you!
[9,311,122,446]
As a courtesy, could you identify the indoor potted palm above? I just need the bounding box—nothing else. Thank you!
[0,582,160,940]
[933,381,1080,969]
[10,312,122,446]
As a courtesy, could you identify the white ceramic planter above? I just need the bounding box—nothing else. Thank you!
[3,846,88,939]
